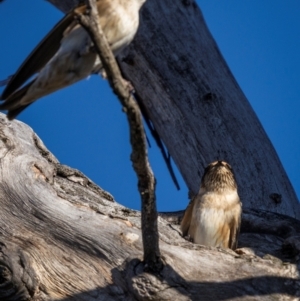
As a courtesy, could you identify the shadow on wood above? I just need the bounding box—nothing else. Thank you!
[0,115,299,300]
[1,0,300,299]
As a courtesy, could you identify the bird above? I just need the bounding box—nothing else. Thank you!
[0,0,147,120]
[181,160,242,250]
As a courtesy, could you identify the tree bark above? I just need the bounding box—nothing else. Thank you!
[1,0,300,300]
[47,0,300,219]
[0,114,300,300]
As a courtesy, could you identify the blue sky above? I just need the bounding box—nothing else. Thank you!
[0,1,299,211]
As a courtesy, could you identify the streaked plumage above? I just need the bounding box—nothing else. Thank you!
[0,0,146,120]
[181,160,241,249]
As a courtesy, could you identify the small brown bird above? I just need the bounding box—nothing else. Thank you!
[0,0,146,120]
[181,161,241,250]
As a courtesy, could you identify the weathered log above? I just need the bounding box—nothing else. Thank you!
[0,115,299,300]
[1,0,300,300]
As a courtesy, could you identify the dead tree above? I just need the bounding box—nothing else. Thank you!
[0,0,299,300]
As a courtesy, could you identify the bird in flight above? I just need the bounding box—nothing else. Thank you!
[0,0,146,120]
[181,160,242,250]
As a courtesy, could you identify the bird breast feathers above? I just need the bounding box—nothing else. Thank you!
[61,1,141,55]
[199,190,240,210]
[191,191,241,247]
[193,190,241,235]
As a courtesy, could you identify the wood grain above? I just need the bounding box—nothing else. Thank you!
[0,114,300,300]
[1,0,300,299]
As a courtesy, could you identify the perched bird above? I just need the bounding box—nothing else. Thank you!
[181,160,241,250]
[0,0,146,120]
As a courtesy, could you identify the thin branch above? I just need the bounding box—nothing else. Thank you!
[75,0,163,271]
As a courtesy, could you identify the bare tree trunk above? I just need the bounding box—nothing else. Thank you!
[47,0,300,219]
[1,0,300,300]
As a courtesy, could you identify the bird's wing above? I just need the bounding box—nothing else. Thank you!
[1,8,84,100]
[228,201,242,250]
[180,197,196,237]
[0,81,34,120]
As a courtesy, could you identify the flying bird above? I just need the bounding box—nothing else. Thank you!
[0,0,146,120]
[181,160,242,250]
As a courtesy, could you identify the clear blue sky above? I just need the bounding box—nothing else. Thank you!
[0,1,299,211]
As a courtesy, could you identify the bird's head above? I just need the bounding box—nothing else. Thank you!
[136,0,147,8]
[201,160,237,192]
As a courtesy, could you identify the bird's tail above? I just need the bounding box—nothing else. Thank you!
[0,81,33,120]
[0,75,13,87]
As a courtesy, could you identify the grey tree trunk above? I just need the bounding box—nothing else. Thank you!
[49,0,300,219]
[0,0,300,300]
[121,0,300,218]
